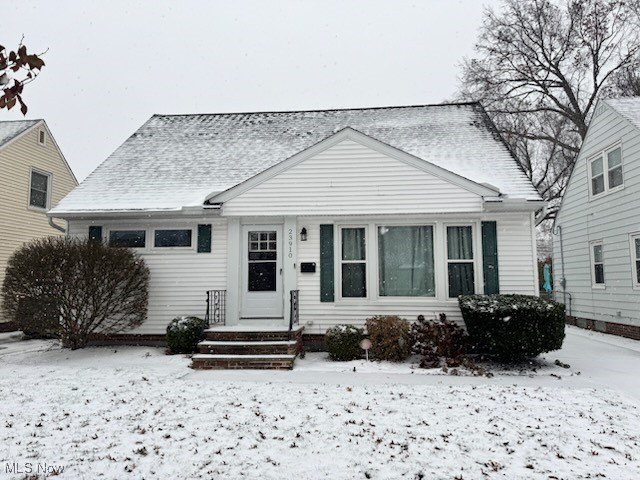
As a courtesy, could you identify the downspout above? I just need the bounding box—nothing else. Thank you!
[552,225,566,307]
[48,216,66,234]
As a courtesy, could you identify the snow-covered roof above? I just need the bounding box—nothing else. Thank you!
[52,103,542,214]
[604,96,640,130]
[0,119,40,147]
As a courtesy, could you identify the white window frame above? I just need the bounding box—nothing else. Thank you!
[38,128,46,146]
[106,228,148,251]
[588,142,623,199]
[444,223,479,299]
[337,225,369,301]
[27,167,52,211]
[375,223,437,299]
[589,240,605,289]
[152,227,196,251]
[629,233,640,290]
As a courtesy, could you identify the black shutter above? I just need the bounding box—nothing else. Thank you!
[320,224,334,302]
[197,224,212,253]
[88,226,102,242]
[481,221,499,294]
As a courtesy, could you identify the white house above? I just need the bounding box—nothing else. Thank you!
[50,103,543,362]
[553,97,640,340]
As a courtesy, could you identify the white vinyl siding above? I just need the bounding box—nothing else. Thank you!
[297,213,536,334]
[222,139,484,216]
[67,217,227,335]
[553,101,640,328]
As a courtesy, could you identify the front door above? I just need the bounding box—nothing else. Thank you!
[241,225,284,319]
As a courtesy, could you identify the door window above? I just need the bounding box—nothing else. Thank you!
[248,231,277,291]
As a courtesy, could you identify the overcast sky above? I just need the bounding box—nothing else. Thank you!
[3,0,499,180]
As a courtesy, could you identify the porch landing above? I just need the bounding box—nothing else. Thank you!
[190,325,304,370]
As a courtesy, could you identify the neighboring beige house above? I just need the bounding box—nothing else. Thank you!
[0,120,77,322]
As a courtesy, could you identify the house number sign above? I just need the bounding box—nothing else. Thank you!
[288,228,294,258]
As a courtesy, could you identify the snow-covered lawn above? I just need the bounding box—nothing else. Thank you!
[1,327,639,479]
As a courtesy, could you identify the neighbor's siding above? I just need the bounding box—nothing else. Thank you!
[297,213,536,335]
[222,139,484,216]
[0,125,77,321]
[68,218,228,335]
[553,102,640,327]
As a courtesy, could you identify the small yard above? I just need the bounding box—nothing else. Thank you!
[1,327,639,479]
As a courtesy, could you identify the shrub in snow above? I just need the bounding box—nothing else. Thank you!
[1,237,149,349]
[365,315,411,362]
[324,324,364,361]
[166,316,207,354]
[459,294,565,361]
[410,313,469,368]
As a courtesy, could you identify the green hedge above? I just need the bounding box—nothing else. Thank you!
[325,324,364,361]
[459,294,565,361]
[166,316,207,354]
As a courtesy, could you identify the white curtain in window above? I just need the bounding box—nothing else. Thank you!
[378,226,435,296]
[342,228,366,260]
[447,226,473,260]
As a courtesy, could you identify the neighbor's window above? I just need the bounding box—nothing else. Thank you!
[607,147,623,189]
[154,229,192,248]
[591,241,605,287]
[631,234,640,287]
[590,157,605,195]
[341,227,366,298]
[109,230,146,248]
[447,226,475,298]
[590,145,623,196]
[378,225,435,297]
[29,170,50,209]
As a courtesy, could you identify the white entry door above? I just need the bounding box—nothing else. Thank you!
[241,225,284,319]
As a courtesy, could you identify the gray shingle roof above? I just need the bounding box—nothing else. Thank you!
[604,96,640,130]
[52,103,542,214]
[0,120,40,147]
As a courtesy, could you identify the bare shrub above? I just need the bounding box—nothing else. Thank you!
[365,315,410,362]
[1,237,149,349]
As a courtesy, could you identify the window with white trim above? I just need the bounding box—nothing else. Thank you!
[109,230,146,248]
[590,145,623,197]
[378,225,435,297]
[446,225,475,298]
[29,169,50,209]
[340,227,367,298]
[590,241,605,287]
[154,229,192,248]
[630,234,640,287]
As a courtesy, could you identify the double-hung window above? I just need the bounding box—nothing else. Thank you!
[29,169,50,209]
[340,227,367,298]
[590,241,605,288]
[590,145,623,197]
[446,226,475,298]
[630,234,640,288]
[378,225,435,297]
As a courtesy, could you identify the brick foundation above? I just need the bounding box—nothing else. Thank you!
[87,333,167,347]
[566,316,640,341]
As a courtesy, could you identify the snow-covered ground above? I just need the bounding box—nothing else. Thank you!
[0,326,639,479]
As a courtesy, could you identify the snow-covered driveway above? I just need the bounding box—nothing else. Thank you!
[0,326,639,479]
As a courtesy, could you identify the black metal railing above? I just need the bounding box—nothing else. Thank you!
[289,289,299,332]
[205,290,226,325]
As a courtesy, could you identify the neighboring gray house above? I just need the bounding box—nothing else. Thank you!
[50,103,544,368]
[553,97,640,340]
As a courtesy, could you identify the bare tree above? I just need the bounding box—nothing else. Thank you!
[459,0,640,220]
[0,37,46,115]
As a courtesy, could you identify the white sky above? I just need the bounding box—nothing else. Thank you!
[3,0,499,180]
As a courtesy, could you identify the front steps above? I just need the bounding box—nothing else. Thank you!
[191,326,304,370]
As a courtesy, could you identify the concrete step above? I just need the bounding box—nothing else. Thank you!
[197,340,297,355]
[191,354,296,370]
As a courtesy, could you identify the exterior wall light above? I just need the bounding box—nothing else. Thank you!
[300,227,308,241]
